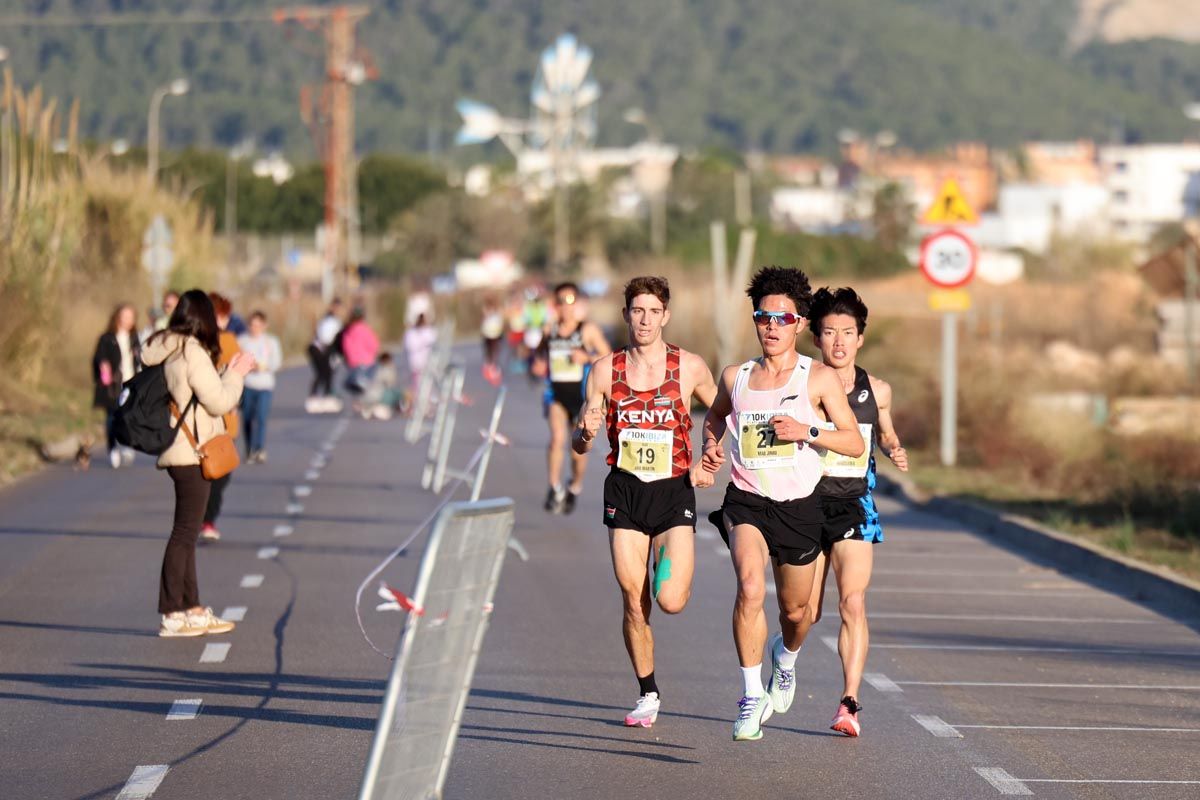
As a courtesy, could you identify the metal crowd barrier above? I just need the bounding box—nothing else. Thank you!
[358,497,516,800]
[420,374,507,500]
[405,319,457,444]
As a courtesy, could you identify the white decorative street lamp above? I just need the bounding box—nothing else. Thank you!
[147,77,189,186]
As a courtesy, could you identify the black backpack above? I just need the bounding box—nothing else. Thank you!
[112,365,196,455]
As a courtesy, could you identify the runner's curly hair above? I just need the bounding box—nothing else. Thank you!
[746,266,813,316]
[808,287,869,335]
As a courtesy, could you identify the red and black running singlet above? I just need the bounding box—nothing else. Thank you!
[606,343,692,481]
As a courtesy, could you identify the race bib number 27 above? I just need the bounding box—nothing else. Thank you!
[738,409,797,469]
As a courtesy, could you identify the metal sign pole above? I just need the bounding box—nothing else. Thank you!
[940,311,958,467]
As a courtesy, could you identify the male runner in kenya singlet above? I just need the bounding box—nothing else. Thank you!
[574,276,718,728]
[794,287,908,738]
[700,266,864,742]
[533,282,610,514]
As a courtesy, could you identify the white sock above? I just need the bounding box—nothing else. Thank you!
[777,640,800,670]
[741,664,765,697]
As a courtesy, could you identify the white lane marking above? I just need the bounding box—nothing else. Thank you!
[898,681,1200,690]
[311,457,326,469]
[257,547,279,559]
[863,673,902,692]
[286,503,304,515]
[974,767,1033,796]
[199,643,230,663]
[273,524,293,538]
[1022,780,1200,785]
[292,485,312,498]
[240,574,264,588]
[821,635,838,652]
[870,612,1162,624]
[869,643,1200,658]
[166,698,203,721]
[321,442,335,452]
[912,714,962,738]
[305,470,320,481]
[872,568,1058,577]
[866,587,1099,598]
[765,580,777,593]
[220,606,246,622]
[956,724,1200,733]
[116,765,170,800]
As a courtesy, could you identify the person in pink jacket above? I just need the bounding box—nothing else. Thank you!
[341,307,380,394]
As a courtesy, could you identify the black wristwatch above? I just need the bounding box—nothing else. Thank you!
[805,426,820,443]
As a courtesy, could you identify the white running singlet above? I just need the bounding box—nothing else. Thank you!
[727,355,823,501]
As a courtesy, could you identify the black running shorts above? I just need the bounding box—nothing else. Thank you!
[550,381,585,421]
[818,495,869,551]
[603,469,696,535]
[711,483,823,566]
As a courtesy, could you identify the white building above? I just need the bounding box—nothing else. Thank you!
[1099,144,1200,241]
[770,186,850,230]
[974,182,1110,253]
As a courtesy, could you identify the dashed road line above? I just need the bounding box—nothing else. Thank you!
[220,606,246,622]
[292,485,312,498]
[273,524,293,537]
[974,767,1032,796]
[115,765,170,800]
[257,546,280,559]
[286,503,304,515]
[911,714,962,738]
[240,574,264,588]
[305,470,320,481]
[199,643,231,663]
[863,673,902,692]
[166,698,203,721]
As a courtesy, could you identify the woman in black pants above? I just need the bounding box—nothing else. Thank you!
[141,290,255,637]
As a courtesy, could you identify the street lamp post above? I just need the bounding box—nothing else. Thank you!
[147,78,189,186]
[623,107,670,254]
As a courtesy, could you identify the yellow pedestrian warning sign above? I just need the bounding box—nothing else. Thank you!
[922,179,978,226]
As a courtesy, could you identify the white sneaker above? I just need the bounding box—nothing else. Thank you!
[766,633,796,714]
[121,447,136,466]
[109,449,122,469]
[732,693,774,741]
[186,606,235,635]
[159,611,205,638]
[624,692,660,728]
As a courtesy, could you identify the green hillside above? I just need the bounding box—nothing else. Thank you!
[2,0,1196,157]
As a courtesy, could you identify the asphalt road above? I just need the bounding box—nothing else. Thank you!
[1,349,1198,800]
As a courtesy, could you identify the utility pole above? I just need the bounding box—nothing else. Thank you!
[274,5,374,295]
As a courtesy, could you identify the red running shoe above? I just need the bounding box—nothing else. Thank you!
[830,696,862,737]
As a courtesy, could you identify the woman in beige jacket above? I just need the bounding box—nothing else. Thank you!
[141,290,255,638]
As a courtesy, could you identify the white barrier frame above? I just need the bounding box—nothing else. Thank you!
[358,497,515,800]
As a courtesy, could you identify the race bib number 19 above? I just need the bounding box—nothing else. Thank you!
[617,428,672,481]
[818,422,873,478]
[738,409,796,469]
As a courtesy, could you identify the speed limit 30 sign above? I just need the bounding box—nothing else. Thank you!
[920,229,977,288]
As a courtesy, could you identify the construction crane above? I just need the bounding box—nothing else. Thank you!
[273,5,376,297]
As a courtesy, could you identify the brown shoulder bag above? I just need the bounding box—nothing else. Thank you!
[171,399,240,480]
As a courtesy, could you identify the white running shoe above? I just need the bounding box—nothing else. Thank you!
[187,607,235,635]
[732,693,774,741]
[121,446,136,466]
[109,449,122,469]
[159,612,205,638]
[766,632,796,713]
[624,692,660,728]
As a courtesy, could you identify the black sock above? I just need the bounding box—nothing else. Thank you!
[637,672,658,697]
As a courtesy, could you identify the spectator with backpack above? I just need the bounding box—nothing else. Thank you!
[92,303,141,469]
[140,290,255,638]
